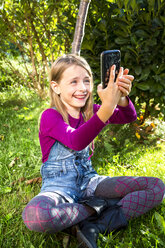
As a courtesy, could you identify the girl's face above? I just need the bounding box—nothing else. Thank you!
[52,65,92,117]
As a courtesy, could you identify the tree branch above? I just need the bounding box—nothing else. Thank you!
[25,16,42,92]
[72,0,91,55]
[26,0,49,73]
[4,58,26,82]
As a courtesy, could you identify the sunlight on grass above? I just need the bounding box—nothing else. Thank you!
[104,143,165,180]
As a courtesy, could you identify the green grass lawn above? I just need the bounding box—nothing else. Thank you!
[0,86,165,248]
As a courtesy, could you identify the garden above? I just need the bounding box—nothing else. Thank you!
[0,0,165,247]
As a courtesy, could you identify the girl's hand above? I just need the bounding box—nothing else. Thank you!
[96,66,134,123]
[96,65,122,123]
[116,68,134,97]
[97,65,122,108]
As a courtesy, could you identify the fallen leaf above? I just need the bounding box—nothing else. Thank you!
[3,124,9,128]
[13,106,19,111]
[63,235,70,248]
[25,177,42,185]
[0,134,5,141]
[145,126,153,133]
[8,157,19,168]
[11,177,26,186]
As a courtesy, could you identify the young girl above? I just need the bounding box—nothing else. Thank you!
[22,54,165,248]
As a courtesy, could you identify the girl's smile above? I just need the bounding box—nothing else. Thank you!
[52,65,92,118]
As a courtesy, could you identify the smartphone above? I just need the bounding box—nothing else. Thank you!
[101,50,121,88]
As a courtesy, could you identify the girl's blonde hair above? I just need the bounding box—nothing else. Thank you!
[49,54,94,123]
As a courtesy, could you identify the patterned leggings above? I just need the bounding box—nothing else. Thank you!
[22,176,165,233]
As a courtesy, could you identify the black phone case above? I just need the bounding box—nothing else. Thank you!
[101,50,121,88]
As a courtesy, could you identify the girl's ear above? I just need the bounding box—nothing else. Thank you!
[51,81,61,95]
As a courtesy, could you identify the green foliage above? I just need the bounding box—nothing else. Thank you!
[0,0,165,117]
[0,0,79,95]
[81,0,165,117]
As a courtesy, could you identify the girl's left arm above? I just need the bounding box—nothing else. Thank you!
[94,97,137,125]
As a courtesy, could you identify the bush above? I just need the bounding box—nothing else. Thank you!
[81,0,165,118]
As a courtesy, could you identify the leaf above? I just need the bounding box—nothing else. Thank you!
[8,157,19,168]
[63,235,70,248]
[82,40,95,53]
[160,15,165,24]
[134,66,142,75]
[153,18,163,27]
[0,134,5,141]
[136,82,150,91]
[145,125,153,133]
[13,106,19,111]
[153,29,160,38]
[147,232,164,246]
[135,29,149,38]
[98,20,107,33]
[0,186,12,195]
[115,37,130,45]
[147,38,157,47]
[25,177,42,185]
[11,177,26,186]
[154,212,165,234]
[5,211,15,221]
[104,142,114,153]
[3,124,9,128]
[30,245,35,248]
[157,64,165,74]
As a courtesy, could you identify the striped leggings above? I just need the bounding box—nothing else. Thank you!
[22,176,165,233]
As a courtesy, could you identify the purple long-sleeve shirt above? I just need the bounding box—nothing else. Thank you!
[39,99,137,163]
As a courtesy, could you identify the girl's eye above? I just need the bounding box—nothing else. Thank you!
[71,80,77,84]
[84,79,90,84]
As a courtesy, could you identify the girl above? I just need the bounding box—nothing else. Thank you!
[22,54,165,248]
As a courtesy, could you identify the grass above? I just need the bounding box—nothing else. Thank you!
[0,86,165,248]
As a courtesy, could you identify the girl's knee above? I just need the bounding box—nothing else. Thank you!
[22,204,43,232]
[22,196,54,232]
[157,178,165,188]
[22,195,67,233]
[153,178,165,203]
[157,178,165,194]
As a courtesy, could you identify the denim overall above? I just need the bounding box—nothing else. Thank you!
[40,140,99,202]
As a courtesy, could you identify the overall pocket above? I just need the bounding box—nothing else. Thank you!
[41,162,65,180]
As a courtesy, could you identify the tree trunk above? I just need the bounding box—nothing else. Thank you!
[71,0,91,55]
